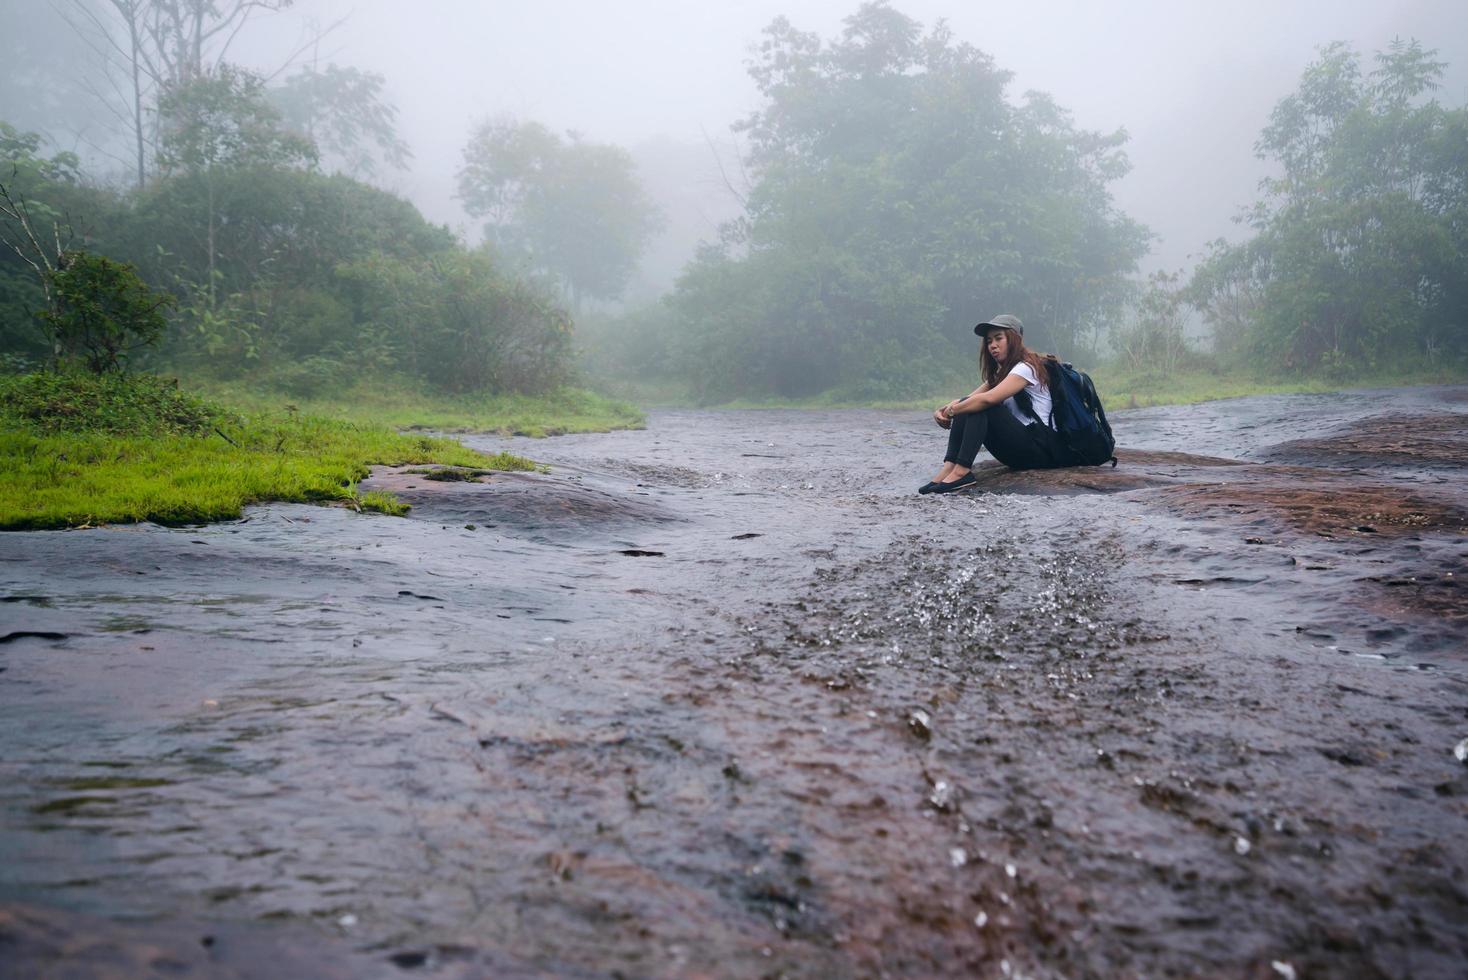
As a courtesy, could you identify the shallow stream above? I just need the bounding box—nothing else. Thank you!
[2,387,1466,977]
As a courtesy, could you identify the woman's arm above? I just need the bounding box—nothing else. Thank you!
[939,383,987,418]
[945,373,1027,417]
[936,382,987,427]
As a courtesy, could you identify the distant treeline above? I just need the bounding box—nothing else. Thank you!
[588,3,1150,402]
[585,5,1468,401]
[3,1,1465,404]
[0,1,651,396]
[0,106,574,396]
[1187,40,1468,375]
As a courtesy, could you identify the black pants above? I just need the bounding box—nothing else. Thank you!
[944,405,1076,470]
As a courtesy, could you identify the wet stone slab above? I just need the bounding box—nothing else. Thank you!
[1,387,1467,977]
[1257,410,1468,471]
[359,465,681,535]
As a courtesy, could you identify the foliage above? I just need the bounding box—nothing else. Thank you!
[336,249,574,394]
[0,123,82,187]
[157,63,316,176]
[130,167,455,315]
[41,251,175,372]
[653,1,1148,401]
[1189,40,1468,370]
[44,1,299,188]
[0,122,106,363]
[575,302,679,386]
[127,167,456,373]
[0,370,222,435]
[1111,271,1190,375]
[153,63,317,315]
[270,64,412,180]
[158,269,264,368]
[1,118,583,399]
[457,118,663,306]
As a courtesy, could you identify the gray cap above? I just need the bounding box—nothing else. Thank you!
[974,313,1023,337]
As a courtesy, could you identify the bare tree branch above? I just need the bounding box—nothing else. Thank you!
[0,185,58,279]
[258,12,349,83]
[52,0,133,68]
[700,124,749,208]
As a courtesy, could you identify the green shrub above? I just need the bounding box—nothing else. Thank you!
[269,355,348,399]
[42,251,175,373]
[0,371,224,435]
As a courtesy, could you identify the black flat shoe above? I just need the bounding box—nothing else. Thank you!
[917,481,939,494]
[931,473,977,494]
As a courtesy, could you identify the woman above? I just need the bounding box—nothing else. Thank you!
[921,314,1078,494]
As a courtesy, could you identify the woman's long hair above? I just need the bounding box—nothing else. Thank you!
[980,327,1053,388]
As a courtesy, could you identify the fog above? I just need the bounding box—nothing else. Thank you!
[8,0,1468,292]
[217,0,1468,284]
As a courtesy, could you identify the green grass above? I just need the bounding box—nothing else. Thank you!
[356,489,412,516]
[0,372,222,435]
[1088,367,1339,409]
[188,374,645,437]
[0,372,536,530]
[1089,362,1468,409]
[623,362,1468,412]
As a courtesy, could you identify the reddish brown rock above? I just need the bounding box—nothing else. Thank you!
[1258,412,1468,470]
[1153,482,1468,538]
[966,449,1247,495]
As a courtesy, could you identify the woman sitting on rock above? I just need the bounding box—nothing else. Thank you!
[921,314,1079,495]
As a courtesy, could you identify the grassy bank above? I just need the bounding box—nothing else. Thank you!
[1088,368,1339,409]
[1090,362,1468,409]
[0,373,535,530]
[188,374,644,437]
[606,363,1468,413]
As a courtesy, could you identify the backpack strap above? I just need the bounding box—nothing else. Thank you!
[1013,358,1057,427]
[1012,387,1044,426]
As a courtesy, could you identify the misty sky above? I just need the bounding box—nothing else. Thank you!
[40,0,1468,282]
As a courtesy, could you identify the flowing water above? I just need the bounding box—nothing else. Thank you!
[2,387,1466,977]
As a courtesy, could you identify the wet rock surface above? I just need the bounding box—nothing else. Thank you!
[2,388,1467,977]
[359,465,680,537]
[1259,410,1468,471]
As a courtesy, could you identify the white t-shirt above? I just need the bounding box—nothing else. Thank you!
[1002,362,1055,428]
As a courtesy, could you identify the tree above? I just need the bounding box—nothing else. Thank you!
[1114,271,1189,374]
[55,0,301,188]
[156,63,314,176]
[269,64,412,180]
[1185,237,1266,362]
[659,1,1147,400]
[42,250,174,372]
[336,249,573,394]
[1190,40,1468,371]
[154,63,315,307]
[457,118,663,308]
[0,125,89,365]
[0,129,166,373]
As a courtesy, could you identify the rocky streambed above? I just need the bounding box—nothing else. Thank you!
[2,386,1466,978]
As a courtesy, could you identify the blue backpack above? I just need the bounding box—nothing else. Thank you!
[1017,359,1117,467]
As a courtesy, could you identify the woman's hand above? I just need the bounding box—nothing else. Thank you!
[933,405,952,429]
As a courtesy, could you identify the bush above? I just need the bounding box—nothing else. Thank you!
[0,371,224,436]
[42,251,175,373]
[269,354,348,398]
[337,250,573,395]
